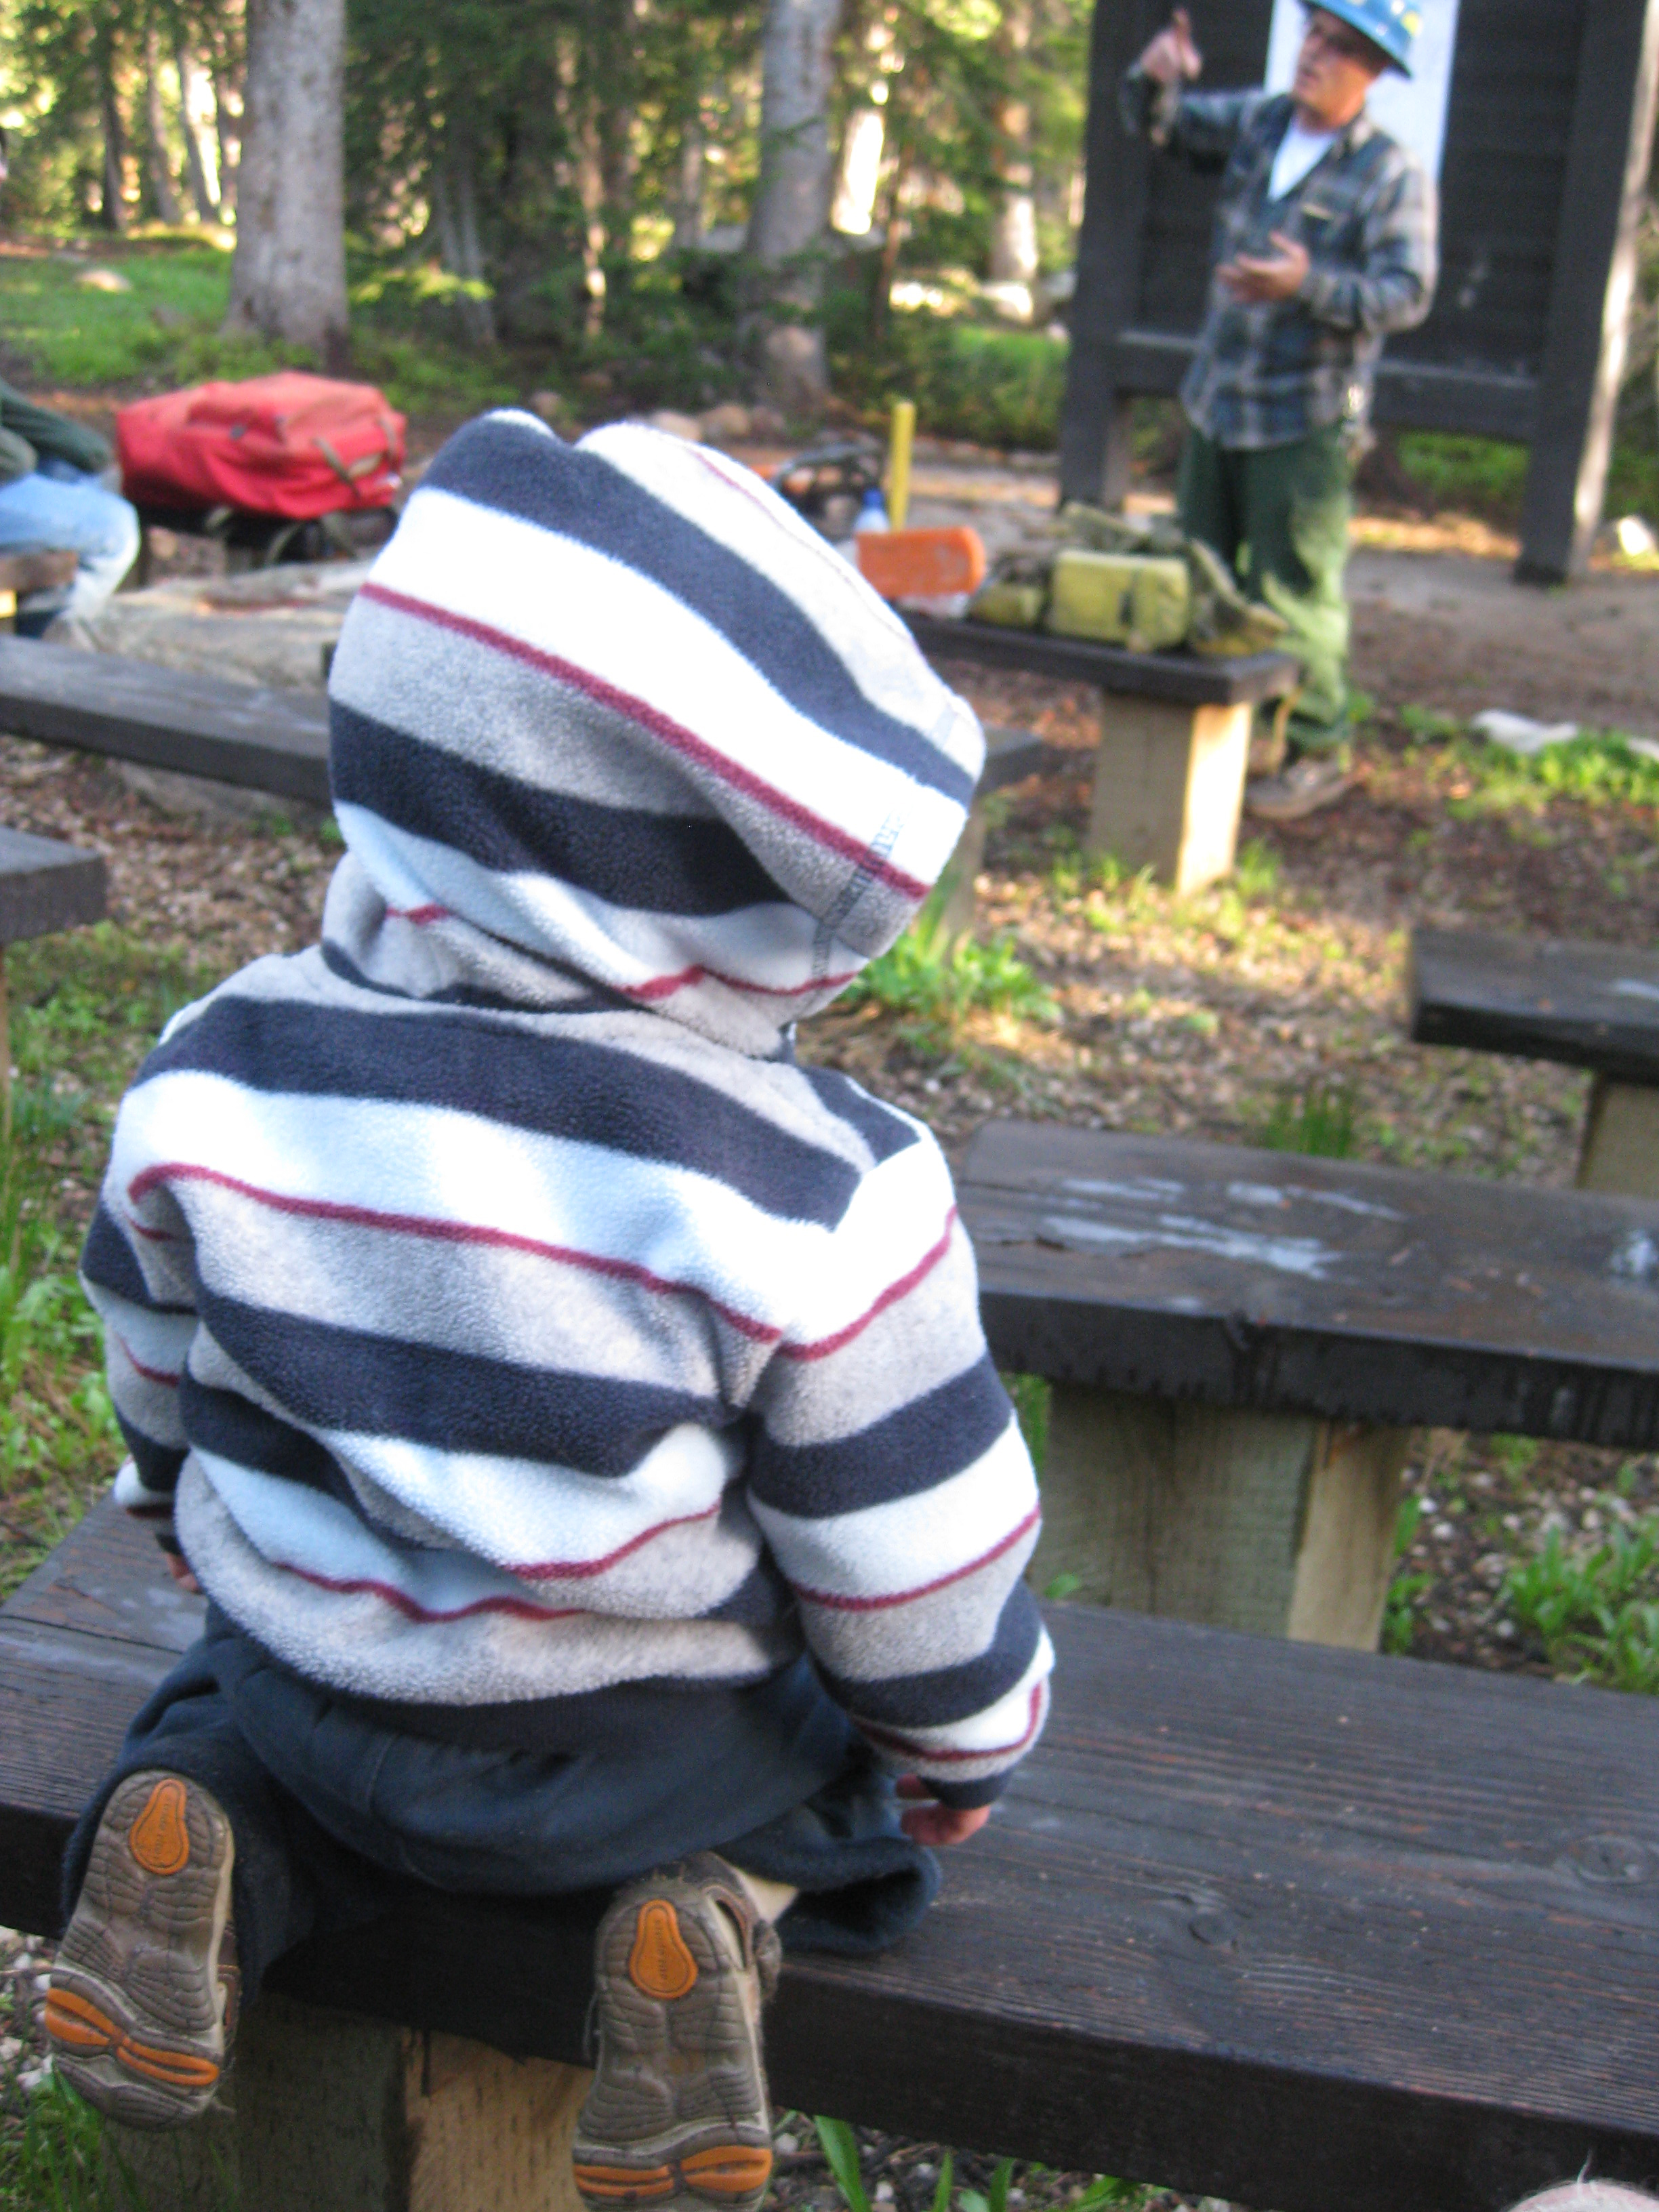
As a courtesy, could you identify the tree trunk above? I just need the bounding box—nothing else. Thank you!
[212,70,241,221]
[672,117,704,251]
[224,0,348,362]
[988,0,1037,305]
[432,123,498,348]
[746,0,846,409]
[175,35,222,221]
[144,22,184,224]
[95,23,128,234]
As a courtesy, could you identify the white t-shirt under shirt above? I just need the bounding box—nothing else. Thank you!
[1267,117,1339,203]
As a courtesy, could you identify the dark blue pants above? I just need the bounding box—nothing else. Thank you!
[64,1610,937,1999]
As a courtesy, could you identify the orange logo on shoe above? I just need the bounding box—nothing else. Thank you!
[45,1986,219,2091]
[129,1778,191,1877]
[628,1900,698,1999]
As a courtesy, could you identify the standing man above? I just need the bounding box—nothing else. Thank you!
[1124,3,1438,820]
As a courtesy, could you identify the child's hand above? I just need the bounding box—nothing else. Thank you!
[163,1552,202,1596]
[896,1777,993,1847]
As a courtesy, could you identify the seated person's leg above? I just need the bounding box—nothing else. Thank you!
[0,463,140,633]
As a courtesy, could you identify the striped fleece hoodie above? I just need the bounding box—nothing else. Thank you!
[83,411,1052,1805]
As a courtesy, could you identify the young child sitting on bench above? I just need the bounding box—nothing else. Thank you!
[47,411,1052,2209]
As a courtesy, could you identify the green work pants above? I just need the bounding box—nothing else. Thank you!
[1176,422,1353,755]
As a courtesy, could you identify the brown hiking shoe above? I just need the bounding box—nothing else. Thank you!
[46,1771,237,2129]
[573,1853,783,2212]
[1244,754,1355,822]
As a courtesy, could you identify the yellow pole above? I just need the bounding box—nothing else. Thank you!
[886,399,916,530]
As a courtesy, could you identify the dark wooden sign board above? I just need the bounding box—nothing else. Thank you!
[1059,0,1659,583]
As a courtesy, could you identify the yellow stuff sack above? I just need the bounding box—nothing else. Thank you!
[1045,550,1191,652]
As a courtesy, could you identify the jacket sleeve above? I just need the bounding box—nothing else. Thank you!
[80,1143,199,1554]
[745,1126,1052,1807]
[1121,68,1258,167]
[1301,150,1439,337]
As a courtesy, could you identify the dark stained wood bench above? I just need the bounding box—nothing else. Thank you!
[905,611,1300,896]
[4,1496,1658,2212]
[959,1119,1659,1646]
[1410,926,1659,1199]
[0,823,106,1136]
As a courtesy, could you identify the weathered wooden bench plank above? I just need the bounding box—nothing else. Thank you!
[1409,925,1659,1200]
[3,1499,1658,2212]
[0,823,107,945]
[0,635,331,806]
[961,1121,1659,1447]
[1410,927,1659,1087]
[905,614,1301,897]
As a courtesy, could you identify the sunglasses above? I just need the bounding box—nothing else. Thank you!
[1300,12,1380,62]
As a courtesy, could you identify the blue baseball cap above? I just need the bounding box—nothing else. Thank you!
[1306,0,1420,76]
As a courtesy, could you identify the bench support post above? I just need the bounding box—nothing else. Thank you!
[1577,1076,1659,1199]
[102,1994,592,2212]
[1031,1388,1408,1649]
[1087,697,1250,895]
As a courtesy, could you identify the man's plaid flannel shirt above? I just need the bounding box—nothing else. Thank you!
[1122,71,1438,451]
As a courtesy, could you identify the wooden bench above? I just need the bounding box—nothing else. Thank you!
[0,823,106,1136]
[958,1119,1659,1647]
[904,613,1300,896]
[4,1496,1658,2212]
[1410,926,1659,1200]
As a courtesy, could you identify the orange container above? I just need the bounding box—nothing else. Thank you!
[854,527,987,601]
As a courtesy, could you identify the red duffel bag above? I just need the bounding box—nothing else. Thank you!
[117,371,405,519]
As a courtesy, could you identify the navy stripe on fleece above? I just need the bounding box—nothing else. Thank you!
[194,1287,729,1474]
[748,1354,1011,1517]
[424,416,974,810]
[332,701,788,920]
[115,1418,186,1496]
[796,1066,919,1167]
[136,995,859,1230]
[83,1202,193,1313]
[182,1372,359,1505]
[821,1584,1042,1727]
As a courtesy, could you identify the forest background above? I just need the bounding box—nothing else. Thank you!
[0,0,1654,554]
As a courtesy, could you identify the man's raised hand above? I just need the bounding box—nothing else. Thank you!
[1139,7,1203,87]
[1216,230,1311,304]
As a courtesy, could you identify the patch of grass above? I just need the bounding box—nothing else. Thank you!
[1502,1518,1659,1692]
[1,924,218,1593]
[0,2068,146,2212]
[1233,838,1282,903]
[1003,1373,1050,1475]
[1256,1080,1358,1160]
[1400,709,1659,817]
[1382,1495,1432,1656]
[829,301,1067,449]
[840,904,1055,1051]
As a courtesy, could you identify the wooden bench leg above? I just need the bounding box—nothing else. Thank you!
[101,1994,592,2212]
[1577,1076,1659,1198]
[937,796,989,942]
[1029,1387,1408,1649]
[1086,697,1251,895]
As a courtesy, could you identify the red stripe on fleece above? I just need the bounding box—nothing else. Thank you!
[857,1681,1047,1765]
[114,1334,182,1387]
[499,1501,720,1583]
[127,1162,782,1345]
[356,580,930,905]
[125,1168,958,1361]
[623,961,861,1006]
[776,1210,958,1363]
[789,1500,1041,1614]
[277,1560,588,1626]
[385,903,449,924]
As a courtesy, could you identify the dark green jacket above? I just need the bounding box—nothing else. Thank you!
[0,378,113,485]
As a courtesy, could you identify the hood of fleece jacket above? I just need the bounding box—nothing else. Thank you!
[323,409,984,1054]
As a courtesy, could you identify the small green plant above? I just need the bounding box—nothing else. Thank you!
[0,2068,147,2211]
[958,2160,1015,2212]
[813,2119,872,2212]
[1233,838,1282,902]
[1257,1081,1358,1160]
[1003,1373,1050,1475]
[840,902,1054,1046]
[1502,1519,1659,1693]
[1382,1496,1431,1656]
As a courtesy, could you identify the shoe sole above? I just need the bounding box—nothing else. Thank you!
[47,1772,234,2130]
[574,1886,772,2212]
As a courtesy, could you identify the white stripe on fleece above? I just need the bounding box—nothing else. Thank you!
[582,426,980,781]
[364,491,970,891]
[778,1135,964,1354]
[112,1073,956,1351]
[853,1633,1055,1761]
[748,1413,1036,1605]
[337,802,865,999]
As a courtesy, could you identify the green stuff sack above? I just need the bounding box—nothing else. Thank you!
[969,578,1047,629]
[1046,549,1190,653]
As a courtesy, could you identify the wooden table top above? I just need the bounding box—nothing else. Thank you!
[4,1498,1658,2211]
[960,1120,1659,1446]
[1411,926,1659,1087]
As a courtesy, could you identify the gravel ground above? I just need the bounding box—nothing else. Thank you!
[3,518,1658,2209]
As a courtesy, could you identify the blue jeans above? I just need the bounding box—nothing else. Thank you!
[0,458,140,627]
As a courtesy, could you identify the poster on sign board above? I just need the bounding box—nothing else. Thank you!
[1262,0,1461,177]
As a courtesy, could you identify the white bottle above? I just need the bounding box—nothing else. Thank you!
[853,485,890,534]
